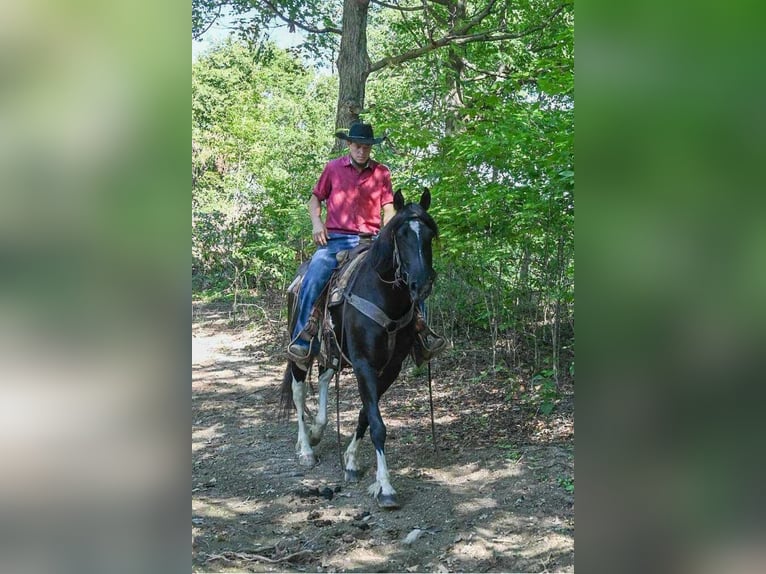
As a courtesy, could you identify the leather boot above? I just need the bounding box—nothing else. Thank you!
[412,315,447,366]
[286,311,320,364]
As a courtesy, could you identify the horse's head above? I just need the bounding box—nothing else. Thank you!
[372,188,438,303]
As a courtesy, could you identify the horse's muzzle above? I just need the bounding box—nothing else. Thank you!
[408,278,433,303]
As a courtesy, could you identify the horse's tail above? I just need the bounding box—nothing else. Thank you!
[279,362,296,420]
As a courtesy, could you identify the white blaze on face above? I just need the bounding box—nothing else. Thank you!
[407,220,425,276]
[408,219,422,240]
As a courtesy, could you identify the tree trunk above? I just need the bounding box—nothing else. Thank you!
[334,0,371,149]
[444,1,466,136]
[444,47,465,135]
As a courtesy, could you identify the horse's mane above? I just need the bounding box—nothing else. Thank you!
[368,202,438,273]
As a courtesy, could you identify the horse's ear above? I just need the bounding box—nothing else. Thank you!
[420,188,431,211]
[394,190,405,211]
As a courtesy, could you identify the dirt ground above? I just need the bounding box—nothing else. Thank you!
[192,300,574,573]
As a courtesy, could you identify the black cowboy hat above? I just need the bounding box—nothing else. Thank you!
[335,122,386,145]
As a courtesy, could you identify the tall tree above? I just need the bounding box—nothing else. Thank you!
[192,0,572,139]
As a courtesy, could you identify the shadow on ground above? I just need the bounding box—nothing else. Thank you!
[192,301,574,573]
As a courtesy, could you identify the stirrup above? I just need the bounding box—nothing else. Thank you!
[287,341,310,359]
[412,330,447,366]
[286,332,314,367]
[421,332,447,354]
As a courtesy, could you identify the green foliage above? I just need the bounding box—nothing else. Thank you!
[192,2,574,383]
[498,443,523,461]
[558,475,574,493]
[192,40,336,294]
[193,0,342,63]
[363,10,574,370]
[531,368,559,416]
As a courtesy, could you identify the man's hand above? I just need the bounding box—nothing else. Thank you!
[308,194,327,245]
[309,193,327,245]
[312,221,328,246]
[382,203,396,227]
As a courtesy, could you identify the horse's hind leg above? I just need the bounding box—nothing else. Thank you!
[290,366,317,467]
[343,408,369,482]
[309,367,334,446]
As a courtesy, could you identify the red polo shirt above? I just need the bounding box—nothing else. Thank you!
[313,155,394,235]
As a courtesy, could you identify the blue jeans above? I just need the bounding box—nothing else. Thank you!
[292,233,362,351]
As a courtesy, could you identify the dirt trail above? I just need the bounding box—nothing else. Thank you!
[192,301,574,573]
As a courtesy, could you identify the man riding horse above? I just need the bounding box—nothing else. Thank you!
[286,122,446,367]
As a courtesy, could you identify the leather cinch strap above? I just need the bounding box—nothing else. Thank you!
[345,292,415,373]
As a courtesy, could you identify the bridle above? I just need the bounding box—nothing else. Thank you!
[376,233,404,286]
[376,215,431,292]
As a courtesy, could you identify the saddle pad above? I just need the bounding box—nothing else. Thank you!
[286,260,310,296]
[328,249,370,307]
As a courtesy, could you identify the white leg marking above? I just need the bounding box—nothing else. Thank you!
[367,449,396,498]
[344,434,361,472]
[309,368,334,446]
[292,375,315,465]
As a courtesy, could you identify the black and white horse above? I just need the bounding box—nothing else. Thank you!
[280,189,438,509]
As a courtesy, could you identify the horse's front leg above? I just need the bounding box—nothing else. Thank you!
[354,361,399,509]
[309,367,334,446]
[343,407,369,482]
[367,402,399,509]
[291,368,316,467]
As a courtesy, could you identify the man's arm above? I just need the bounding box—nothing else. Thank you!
[382,203,396,227]
[308,194,328,246]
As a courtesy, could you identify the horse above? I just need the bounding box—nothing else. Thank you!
[279,188,438,509]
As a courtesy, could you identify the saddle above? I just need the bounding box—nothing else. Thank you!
[287,239,417,372]
[287,243,372,308]
[286,243,372,368]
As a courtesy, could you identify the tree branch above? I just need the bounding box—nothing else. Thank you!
[460,59,513,82]
[452,0,498,35]
[369,4,567,74]
[422,0,434,43]
[531,40,568,53]
[459,60,541,89]
[260,0,342,35]
[193,3,224,40]
[398,7,429,49]
[370,0,424,11]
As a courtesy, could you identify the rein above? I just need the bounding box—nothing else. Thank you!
[427,345,437,452]
[335,301,345,472]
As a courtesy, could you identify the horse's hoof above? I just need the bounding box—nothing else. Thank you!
[377,493,400,509]
[298,453,316,467]
[344,469,360,483]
